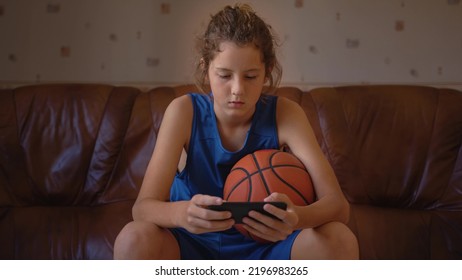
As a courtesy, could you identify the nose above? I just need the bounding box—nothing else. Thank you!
[231,77,244,96]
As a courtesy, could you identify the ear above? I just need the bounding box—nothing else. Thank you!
[200,58,206,69]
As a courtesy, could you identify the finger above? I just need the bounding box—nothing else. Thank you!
[192,194,223,207]
[262,204,298,227]
[265,192,292,206]
[188,201,232,221]
[262,204,288,222]
[247,210,294,237]
[247,210,291,233]
[204,207,233,220]
[241,218,285,242]
[187,216,234,233]
[264,192,287,201]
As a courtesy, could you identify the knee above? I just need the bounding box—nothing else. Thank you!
[113,221,179,260]
[294,222,359,260]
[114,221,149,259]
[317,221,359,259]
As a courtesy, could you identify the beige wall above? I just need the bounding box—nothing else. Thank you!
[1,0,461,89]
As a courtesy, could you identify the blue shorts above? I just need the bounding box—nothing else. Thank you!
[169,227,301,260]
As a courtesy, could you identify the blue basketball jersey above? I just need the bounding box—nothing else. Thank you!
[168,93,301,260]
[170,93,279,202]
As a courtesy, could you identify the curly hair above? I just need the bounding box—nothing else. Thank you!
[194,4,282,93]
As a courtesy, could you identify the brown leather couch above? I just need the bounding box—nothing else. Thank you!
[1,83,461,259]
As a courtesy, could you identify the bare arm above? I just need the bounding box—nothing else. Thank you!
[276,97,350,229]
[132,95,192,225]
[132,95,234,233]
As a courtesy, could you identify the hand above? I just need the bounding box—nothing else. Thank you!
[241,193,299,242]
[178,194,235,234]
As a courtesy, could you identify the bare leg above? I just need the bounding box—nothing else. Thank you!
[291,221,359,260]
[114,221,180,260]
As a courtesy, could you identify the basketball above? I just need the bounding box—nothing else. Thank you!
[224,149,315,242]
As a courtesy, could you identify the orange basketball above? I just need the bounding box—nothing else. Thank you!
[224,149,315,242]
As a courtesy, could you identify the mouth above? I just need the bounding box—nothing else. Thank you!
[228,100,245,108]
[229,100,244,104]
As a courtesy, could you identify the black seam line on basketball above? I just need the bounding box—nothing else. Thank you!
[230,164,306,178]
[226,167,253,201]
[251,153,272,196]
[269,151,311,205]
[228,163,306,198]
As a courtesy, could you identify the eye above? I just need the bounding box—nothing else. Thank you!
[219,74,231,79]
[245,75,257,80]
[216,72,231,79]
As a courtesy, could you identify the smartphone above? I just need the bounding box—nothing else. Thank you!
[208,202,287,224]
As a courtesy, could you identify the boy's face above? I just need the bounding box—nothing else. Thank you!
[208,41,266,121]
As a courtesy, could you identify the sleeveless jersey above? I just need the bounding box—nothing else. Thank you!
[170,93,279,201]
[168,93,302,260]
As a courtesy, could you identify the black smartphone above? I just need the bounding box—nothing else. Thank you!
[208,202,287,224]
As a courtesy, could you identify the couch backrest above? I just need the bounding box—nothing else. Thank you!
[2,84,461,211]
[304,86,462,211]
[0,84,157,207]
